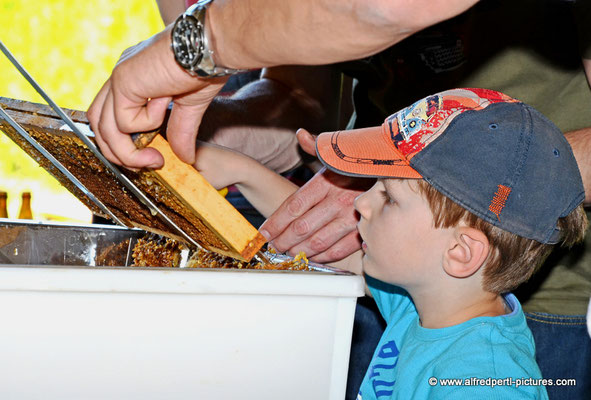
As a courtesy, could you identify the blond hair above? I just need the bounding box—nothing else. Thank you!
[414,180,588,294]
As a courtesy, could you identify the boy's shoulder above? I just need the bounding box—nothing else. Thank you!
[424,295,538,373]
[364,294,547,399]
[421,295,544,397]
[405,295,537,361]
[419,311,547,397]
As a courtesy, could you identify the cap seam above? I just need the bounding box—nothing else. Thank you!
[411,103,556,243]
[319,161,386,180]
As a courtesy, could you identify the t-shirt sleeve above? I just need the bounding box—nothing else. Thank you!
[424,325,548,399]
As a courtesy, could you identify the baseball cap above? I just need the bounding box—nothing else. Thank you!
[316,88,585,244]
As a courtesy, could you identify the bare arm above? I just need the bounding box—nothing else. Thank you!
[193,141,299,218]
[88,0,478,169]
[584,58,591,79]
[566,127,591,205]
[195,138,367,280]
[565,58,591,206]
[209,0,478,68]
[199,65,342,173]
[155,0,186,25]
[157,2,344,172]
[259,129,372,262]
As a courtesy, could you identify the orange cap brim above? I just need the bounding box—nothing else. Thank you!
[316,124,422,179]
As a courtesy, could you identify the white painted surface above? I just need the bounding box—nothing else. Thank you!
[0,266,364,400]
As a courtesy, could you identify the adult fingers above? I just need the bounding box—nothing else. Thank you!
[284,209,360,259]
[112,91,171,135]
[166,102,204,165]
[261,170,368,252]
[108,29,178,135]
[98,89,164,169]
[296,128,317,156]
[304,230,362,264]
[259,167,333,241]
[166,83,225,164]
[87,79,110,130]
[92,121,122,166]
[88,81,121,164]
[88,77,167,169]
[271,195,347,255]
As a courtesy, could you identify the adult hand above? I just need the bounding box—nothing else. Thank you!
[259,129,373,263]
[87,25,228,169]
[259,166,371,262]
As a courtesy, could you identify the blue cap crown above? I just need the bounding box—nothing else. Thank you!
[316,88,585,244]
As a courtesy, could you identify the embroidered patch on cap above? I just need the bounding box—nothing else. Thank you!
[489,184,512,220]
[316,87,585,244]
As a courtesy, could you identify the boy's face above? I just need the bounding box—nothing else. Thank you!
[354,178,451,288]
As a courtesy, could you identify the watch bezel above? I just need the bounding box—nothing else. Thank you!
[171,1,244,78]
[171,13,204,74]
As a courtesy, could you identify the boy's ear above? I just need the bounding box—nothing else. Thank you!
[443,227,489,279]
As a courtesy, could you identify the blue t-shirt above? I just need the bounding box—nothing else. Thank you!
[358,279,548,399]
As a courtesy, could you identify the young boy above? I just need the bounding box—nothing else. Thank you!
[194,88,587,399]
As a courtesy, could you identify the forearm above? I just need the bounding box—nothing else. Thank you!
[584,59,591,80]
[155,0,186,25]
[88,0,477,170]
[233,159,300,218]
[565,127,591,205]
[565,57,591,205]
[202,123,302,173]
[201,78,325,137]
[194,142,299,218]
[208,0,478,69]
[199,66,342,172]
[201,67,341,134]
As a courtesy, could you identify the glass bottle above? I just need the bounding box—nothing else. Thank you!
[18,191,33,219]
[0,191,8,218]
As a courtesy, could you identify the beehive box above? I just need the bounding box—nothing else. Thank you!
[0,220,364,400]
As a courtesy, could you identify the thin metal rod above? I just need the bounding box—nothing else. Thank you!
[0,40,198,247]
[0,106,126,226]
[255,250,271,265]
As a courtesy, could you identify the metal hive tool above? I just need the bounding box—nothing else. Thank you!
[0,40,268,262]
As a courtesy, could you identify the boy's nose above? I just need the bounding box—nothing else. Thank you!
[354,191,370,219]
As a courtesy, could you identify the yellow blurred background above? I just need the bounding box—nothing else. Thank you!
[0,0,164,222]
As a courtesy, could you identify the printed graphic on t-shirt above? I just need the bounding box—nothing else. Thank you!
[358,340,400,399]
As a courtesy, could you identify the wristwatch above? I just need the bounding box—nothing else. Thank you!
[171,0,244,77]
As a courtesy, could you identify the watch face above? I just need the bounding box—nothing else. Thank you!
[172,17,201,69]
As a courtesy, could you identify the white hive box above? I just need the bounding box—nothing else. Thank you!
[0,221,364,400]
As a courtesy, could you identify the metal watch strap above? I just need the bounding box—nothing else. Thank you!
[195,6,245,78]
[172,0,245,78]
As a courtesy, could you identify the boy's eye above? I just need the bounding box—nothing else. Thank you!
[381,190,396,204]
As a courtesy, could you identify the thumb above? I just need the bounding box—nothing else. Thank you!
[165,82,225,164]
[296,128,317,156]
[166,102,207,164]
